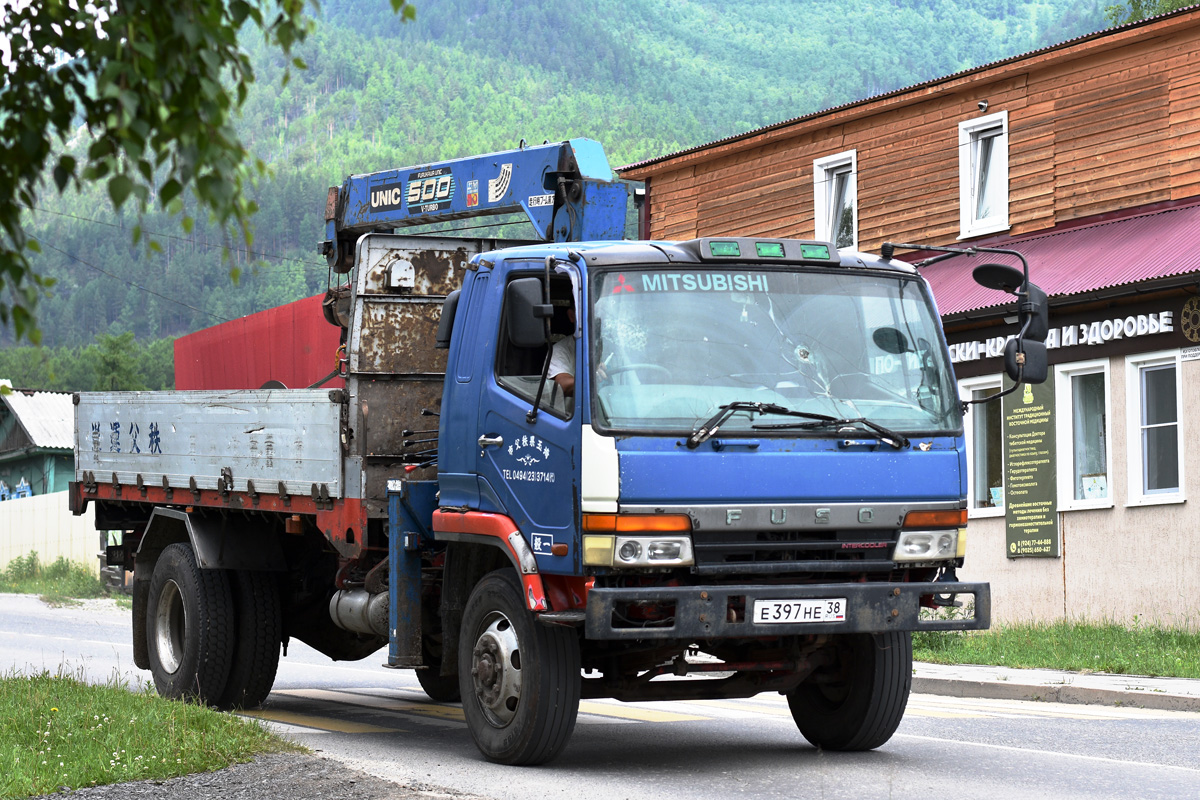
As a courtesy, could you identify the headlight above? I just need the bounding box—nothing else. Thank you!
[893,529,958,562]
[582,535,694,567]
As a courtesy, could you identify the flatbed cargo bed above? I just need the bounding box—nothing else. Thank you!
[74,389,344,498]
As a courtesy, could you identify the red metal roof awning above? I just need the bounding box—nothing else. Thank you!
[921,202,1200,319]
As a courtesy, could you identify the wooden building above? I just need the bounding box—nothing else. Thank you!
[618,8,1200,629]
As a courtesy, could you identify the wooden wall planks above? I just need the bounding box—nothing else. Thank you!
[624,14,1200,249]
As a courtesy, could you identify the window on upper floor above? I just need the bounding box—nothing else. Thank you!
[1055,359,1112,510]
[813,150,857,250]
[958,111,1009,239]
[959,375,1005,517]
[1126,350,1184,506]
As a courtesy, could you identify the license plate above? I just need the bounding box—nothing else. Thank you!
[752,598,847,624]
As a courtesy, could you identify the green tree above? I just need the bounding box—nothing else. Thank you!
[94,332,145,391]
[0,0,414,343]
[1105,0,1193,25]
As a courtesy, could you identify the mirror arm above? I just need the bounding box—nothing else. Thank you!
[961,367,1023,414]
[884,242,1031,288]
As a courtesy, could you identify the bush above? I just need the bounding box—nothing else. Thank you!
[0,551,106,599]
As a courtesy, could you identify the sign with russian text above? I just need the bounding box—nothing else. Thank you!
[1002,376,1059,558]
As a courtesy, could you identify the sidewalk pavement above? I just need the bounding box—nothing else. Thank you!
[912,661,1200,712]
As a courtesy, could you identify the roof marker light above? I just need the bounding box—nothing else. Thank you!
[709,241,741,257]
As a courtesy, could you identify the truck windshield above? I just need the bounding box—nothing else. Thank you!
[590,267,959,435]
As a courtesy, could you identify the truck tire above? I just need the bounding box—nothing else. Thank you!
[215,570,281,710]
[146,543,235,704]
[458,569,580,765]
[786,631,912,751]
[416,633,460,702]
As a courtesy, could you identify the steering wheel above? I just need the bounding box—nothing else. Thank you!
[605,363,672,384]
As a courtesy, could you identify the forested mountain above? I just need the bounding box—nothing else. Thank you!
[5,0,1108,387]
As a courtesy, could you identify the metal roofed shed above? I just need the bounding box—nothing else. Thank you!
[0,385,74,452]
[0,384,75,496]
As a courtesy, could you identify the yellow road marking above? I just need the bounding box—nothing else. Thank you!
[278,688,706,724]
[241,709,396,733]
[577,701,708,722]
[277,688,466,721]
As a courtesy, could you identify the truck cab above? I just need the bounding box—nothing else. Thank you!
[422,235,994,763]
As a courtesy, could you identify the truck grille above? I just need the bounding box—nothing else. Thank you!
[691,529,898,576]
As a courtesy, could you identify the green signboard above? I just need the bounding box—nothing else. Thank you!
[1002,377,1059,558]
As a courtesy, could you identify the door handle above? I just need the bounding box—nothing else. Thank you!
[478,434,504,448]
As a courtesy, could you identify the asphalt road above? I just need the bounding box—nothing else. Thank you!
[5,594,1200,800]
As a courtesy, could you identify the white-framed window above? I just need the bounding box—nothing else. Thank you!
[1126,350,1184,506]
[813,149,857,250]
[1055,359,1113,510]
[959,375,1005,518]
[958,111,1009,239]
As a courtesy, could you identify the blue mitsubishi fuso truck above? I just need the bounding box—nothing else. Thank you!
[71,139,1048,765]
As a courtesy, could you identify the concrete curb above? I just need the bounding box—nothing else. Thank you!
[912,675,1200,713]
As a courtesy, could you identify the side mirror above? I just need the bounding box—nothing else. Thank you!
[1018,282,1049,343]
[1004,338,1048,384]
[972,262,1024,294]
[506,277,553,349]
[872,326,910,355]
[435,289,461,350]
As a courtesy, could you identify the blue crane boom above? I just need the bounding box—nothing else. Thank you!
[320,138,629,271]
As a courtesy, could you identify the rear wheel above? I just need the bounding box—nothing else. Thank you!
[416,633,460,702]
[145,543,235,704]
[458,569,580,765]
[216,570,281,709]
[786,631,912,751]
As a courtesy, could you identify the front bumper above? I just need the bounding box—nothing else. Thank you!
[584,580,989,640]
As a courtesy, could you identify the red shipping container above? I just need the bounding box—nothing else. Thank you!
[174,294,344,390]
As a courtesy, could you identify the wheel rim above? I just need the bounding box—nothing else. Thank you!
[154,578,187,674]
[469,610,522,727]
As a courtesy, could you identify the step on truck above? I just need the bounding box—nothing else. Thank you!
[71,139,1049,765]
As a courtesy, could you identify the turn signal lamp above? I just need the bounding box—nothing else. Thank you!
[582,513,692,533]
[902,509,967,528]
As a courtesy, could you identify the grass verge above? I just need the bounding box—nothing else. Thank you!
[913,618,1200,679]
[0,551,107,606]
[1,670,297,798]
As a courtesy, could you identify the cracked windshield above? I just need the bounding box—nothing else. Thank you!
[591,267,959,434]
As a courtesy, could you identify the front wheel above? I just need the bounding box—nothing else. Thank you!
[786,631,912,751]
[458,569,580,765]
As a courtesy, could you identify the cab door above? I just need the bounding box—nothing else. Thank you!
[474,269,580,569]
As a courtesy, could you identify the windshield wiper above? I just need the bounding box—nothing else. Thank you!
[752,416,911,450]
[686,402,836,449]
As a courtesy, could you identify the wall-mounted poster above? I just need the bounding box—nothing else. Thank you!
[1002,377,1059,558]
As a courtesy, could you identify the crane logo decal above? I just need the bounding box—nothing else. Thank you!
[488,163,512,203]
[405,167,455,213]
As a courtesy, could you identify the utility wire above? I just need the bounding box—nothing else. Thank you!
[35,239,230,323]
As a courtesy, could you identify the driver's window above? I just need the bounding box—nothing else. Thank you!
[495,274,575,419]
